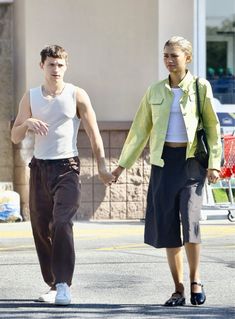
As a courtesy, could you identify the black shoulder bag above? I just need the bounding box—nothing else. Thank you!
[194,78,209,168]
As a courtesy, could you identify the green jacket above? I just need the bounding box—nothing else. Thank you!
[118,71,222,170]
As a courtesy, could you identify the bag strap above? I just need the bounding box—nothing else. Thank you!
[195,77,202,125]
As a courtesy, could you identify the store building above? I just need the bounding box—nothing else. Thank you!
[0,0,234,220]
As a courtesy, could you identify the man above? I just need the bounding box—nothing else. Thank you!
[11,45,114,305]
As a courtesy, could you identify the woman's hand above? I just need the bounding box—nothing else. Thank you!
[207,169,220,184]
[112,166,125,183]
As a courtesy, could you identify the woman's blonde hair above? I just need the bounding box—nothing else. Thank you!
[164,36,192,62]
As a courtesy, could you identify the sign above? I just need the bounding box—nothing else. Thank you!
[214,99,235,135]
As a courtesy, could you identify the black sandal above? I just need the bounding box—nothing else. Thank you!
[164,291,186,307]
[190,282,206,305]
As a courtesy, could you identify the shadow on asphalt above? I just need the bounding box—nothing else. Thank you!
[0,301,234,318]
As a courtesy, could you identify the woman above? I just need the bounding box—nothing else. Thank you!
[112,36,222,306]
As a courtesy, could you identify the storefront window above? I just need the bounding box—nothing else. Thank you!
[206,0,235,104]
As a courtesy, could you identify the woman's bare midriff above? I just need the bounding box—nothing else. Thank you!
[165,142,187,148]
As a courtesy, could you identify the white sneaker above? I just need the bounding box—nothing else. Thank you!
[38,289,57,303]
[55,283,71,305]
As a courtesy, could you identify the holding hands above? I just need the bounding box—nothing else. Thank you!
[98,168,116,186]
[98,165,125,186]
[112,166,125,183]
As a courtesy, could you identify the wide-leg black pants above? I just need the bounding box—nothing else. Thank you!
[144,146,207,248]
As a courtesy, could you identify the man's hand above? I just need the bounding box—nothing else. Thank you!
[112,166,125,183]
[11,91,50,144]
[207,169,220,184]
[98,169,115,186]
[25,118,49,136]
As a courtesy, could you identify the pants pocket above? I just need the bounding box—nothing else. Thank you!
[28,157,36,169]
[69,158,80,175]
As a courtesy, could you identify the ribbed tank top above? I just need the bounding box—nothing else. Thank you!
[165,88,188,143]
[30,83,80,159]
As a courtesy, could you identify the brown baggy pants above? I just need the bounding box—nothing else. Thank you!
[28,156,81,287]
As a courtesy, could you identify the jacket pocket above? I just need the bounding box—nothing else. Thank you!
[150,97,164,117]
[187,93,198,117]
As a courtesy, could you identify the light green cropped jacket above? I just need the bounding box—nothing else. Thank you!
[118,71,222,170]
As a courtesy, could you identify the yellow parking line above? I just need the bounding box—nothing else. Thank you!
[1,224,234,252]
[0,231,33,238]
[201,225,235,238]
[0,227,143,239]
[0,224,234,240]
[96,243,147,251]
[0,245,34,251]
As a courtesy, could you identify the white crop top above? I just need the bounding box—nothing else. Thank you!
[30,83,80,159]
[165,88,188,143]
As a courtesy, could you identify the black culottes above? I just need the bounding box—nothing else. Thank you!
[144,146,207,248]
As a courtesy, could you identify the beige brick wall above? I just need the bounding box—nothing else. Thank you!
[0,3,14,183]
[77,128,150,220]
[13,134,34,220]
[13,127,150,220]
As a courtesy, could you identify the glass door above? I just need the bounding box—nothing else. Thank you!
[206,0,235,105]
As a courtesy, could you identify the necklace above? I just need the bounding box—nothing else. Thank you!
[43,84,66,97]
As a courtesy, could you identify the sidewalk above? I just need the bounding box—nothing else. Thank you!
[0,219,235,318]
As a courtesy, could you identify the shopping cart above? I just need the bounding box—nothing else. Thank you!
[202,134,235,222]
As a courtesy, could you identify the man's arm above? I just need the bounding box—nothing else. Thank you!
[76,87,114,185]
[11,92,49,144]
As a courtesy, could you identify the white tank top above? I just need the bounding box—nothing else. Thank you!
[30,83,80,159]
[165,88,188,143]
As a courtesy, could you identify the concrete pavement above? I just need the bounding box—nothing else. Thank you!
[0,219,235,318]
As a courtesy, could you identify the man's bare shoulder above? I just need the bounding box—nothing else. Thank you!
[75,86,90,104]
[19,90,31,108]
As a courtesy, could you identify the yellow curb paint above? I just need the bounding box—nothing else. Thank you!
[0,225,234,240]
[0,245,34,251]
[0,231,33,238]
[96,243,147,251]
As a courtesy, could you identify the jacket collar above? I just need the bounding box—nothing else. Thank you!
[178,70,194,93]
[164,70,194,93]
